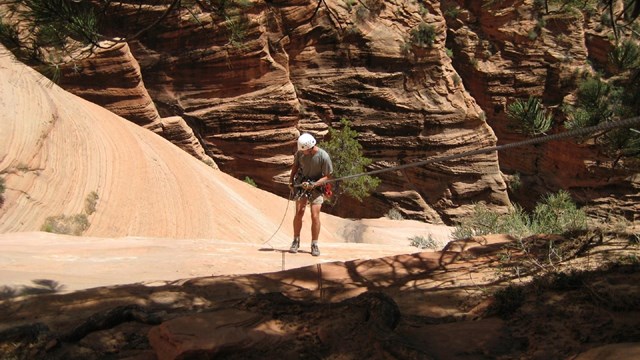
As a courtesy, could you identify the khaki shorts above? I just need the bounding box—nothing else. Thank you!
[309,193,324,205]
[297,191,324,205]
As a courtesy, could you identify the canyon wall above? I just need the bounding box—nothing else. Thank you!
[52,0,638,223]
[443,0,639,220]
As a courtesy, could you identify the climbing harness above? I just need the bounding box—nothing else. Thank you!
[261,173,329,247]
[291,173,329,200]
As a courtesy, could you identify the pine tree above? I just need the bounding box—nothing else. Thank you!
[320,118,380,202]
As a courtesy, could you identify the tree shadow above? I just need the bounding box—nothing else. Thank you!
[0,279,65,300]
[2,233,638,359]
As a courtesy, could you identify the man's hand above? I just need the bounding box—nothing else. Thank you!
[301,181,315,190]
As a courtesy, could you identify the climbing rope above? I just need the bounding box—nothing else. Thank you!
[268,116,640,248]
[323,116,640,185]
[261,189,295,247]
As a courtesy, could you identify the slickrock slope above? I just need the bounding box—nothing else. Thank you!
[1,44,261,240]
[54,0,511,223]
[0,44,452,287]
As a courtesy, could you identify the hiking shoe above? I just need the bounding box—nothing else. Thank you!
[289,239,300,253]
[311,243,320,257]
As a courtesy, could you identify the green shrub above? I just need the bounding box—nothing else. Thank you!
[453,203,502,239]
[84,191,99,215]
[452,203,530,240]
[563,107,593,130]
[531,190,588,234]
[564,76,613,129]
[320,118,381,202]
[452,191,587,240]
[408,22,436,48]
[609,39,640,72]
[244,176,257,187]
[225,14,249,47]
[500,205,532,239]
[344,0,357,11]
[443,6,460,18]
[41,214,89,236]
[41,191,100,236]
[507,96,553,135]
[401,21,437,56]
[562,74,640,160]
[0,177,5,196]
[409,234,438,250]
[615,78,640,130]
[603,128,640,158]
[508,172,522,191]
[418,4,429,17]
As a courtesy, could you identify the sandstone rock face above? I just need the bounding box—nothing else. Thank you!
[147,292,409,359]
[59,42,217,167]
[443,0,639,218]
[55,0,511,223]
[7,1,637,223]
[60,42,164,131]
[0,45,454,242]
[160,116,217,166]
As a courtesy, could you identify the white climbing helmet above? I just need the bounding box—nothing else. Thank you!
[297,133,316,151]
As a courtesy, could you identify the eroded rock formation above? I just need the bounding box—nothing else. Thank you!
[46,0,638,222]
[54,0,511,224]
[59,42,215,165]
[443,0,639,218]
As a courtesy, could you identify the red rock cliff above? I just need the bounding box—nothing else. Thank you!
[50,0,640,223]
[54,0,512,224]
[442,0,639,219]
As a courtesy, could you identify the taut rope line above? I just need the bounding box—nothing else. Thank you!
[321,116,640,185]
[270,116,640,250]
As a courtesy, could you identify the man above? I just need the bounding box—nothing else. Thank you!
[288,133,333,256]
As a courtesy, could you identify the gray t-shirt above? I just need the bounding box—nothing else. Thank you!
[294,148,333,181]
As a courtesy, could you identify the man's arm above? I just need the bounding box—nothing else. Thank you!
[313,173,332,187]
[289,161,299,186]
[314,151,334,187]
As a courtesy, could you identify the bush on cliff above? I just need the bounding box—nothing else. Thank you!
[320,118,380,203]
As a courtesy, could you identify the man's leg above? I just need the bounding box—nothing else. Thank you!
[309,202,322,256]
[310,202,321,241]
[290,199,307,253]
